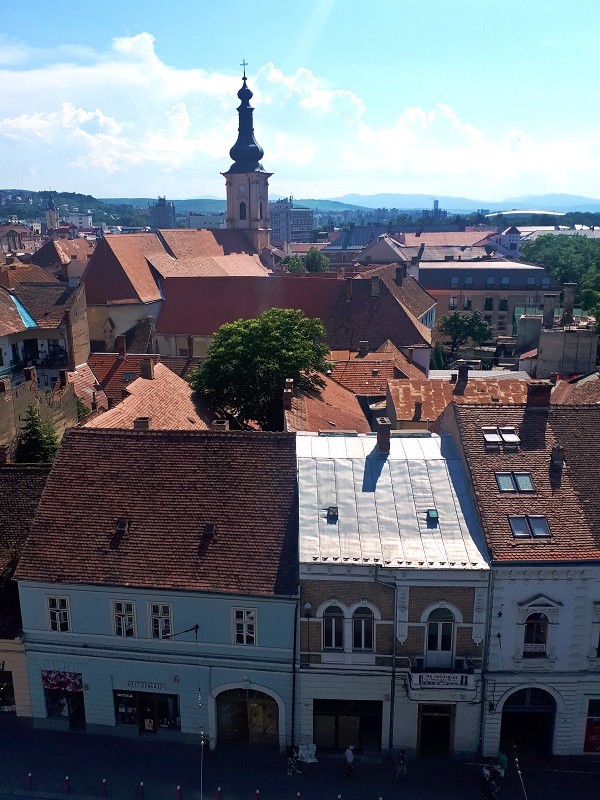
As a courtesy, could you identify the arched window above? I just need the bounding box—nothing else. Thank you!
[239,202,247,221]
[524,613,548,658]
[323,605,344,650]
[426,607,454,668]
[352,606,374,651]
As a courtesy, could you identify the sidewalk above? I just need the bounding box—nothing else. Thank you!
[0,719,597,800]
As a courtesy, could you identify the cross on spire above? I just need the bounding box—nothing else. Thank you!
[240,59,248,79]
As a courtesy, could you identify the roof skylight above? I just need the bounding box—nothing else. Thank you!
[508,514,551,539]
[496,472,535,493]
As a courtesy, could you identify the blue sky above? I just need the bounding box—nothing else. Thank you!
[0,0,599,200]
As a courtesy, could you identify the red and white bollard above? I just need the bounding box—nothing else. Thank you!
[26,773,33,790]
[296,793,301,800]
[177,786,182,800]
[255,791,260,800]
[216,788,222,800]
[102,779,107,797]
[64,776,71,794]
[139,782,144,799]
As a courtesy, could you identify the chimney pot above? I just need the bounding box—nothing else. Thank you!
[526,380,553,407]
[133,416,151,430]
[358,340,369,358]
[283,388,293,410]
[457,361,469,383]
[140,358,154,380]
[115,335,127,359]
[376,416,392,454]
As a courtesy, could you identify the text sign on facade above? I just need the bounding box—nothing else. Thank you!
[127,681,166,691]
[420,672,463,686]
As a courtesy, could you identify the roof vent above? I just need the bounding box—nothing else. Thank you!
[133,416,151,430]
[110,518,129,549]
[327,505,339,522]
[426,508,439,527]
[203,523,217,539]
[551,442,565,469]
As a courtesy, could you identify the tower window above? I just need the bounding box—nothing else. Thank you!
[239,202,247,221]
[259,202,263,220]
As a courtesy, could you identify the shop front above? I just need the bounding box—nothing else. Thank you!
[114,688,180,734]
[313,699,382,754]
[42,671,86,730]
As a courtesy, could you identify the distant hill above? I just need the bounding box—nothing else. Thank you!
[99,197,370,214]
[333,192,600,213]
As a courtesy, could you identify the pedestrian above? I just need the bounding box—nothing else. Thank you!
[287,744,301,776]
[344,745,355,778]
[496,749,508,777]
[395,748,407,782]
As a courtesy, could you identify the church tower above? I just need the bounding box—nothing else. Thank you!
[222,66,272,251]
[45,192,59,231]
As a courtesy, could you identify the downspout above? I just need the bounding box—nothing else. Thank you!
[374,565,397,753]
[478,567,495,757]
[291,598,299,746]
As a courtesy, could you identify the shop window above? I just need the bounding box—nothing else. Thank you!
[323,605,344,650]
[523,612,548,658]
[352,607,374,651]
[114,691,180,731]
[47,597,70,632]
[239,202,247,221]
[42,671,85,729]
[233,607,256,645]
[113,601,136,638]
[0,670,15,713]
[150,603,172,640]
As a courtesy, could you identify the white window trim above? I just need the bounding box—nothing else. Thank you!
[149,602,173,640]
[46,595,71,633]
[232,607,257,646]
[112,600,136,638]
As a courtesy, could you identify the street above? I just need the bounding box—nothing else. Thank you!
[0,720,598,800]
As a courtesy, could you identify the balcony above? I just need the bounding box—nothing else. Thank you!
[405,657,480,691]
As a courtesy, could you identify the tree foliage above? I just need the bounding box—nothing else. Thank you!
[189,308,331,430]
[304,247,330,273]
[429,342,445,370]
[283,254,306,274]
[15,404,59,463]
[437,311,494,352]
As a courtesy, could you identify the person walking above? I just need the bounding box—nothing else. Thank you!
[395,749,407,782]
[344,745,355,778]
[287,745,301,776]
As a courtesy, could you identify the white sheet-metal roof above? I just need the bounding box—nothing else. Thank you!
[298,432,489,571]
[428,370,531,381]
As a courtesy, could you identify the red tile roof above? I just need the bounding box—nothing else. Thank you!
[16,428,298,596]
[0,464,51,574]
[10,282,81,328]
[83,235,164,305]
[86,363,215,430]
[32,238,95,272]
[0,288,28,336]
[551,371,600,404]
[67,363,109,412]
[392,231,495,247]
[331,360,409,395]
[388,376,529,430]
[285,376,370,433]
[358,263,436,319]
[453,404,600,562]
[0,262,60,289]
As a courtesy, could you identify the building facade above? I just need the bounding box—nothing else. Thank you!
[268,198,314,245]
[149,198,176,231]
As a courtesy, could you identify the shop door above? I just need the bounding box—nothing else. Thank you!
[418,705,454,758]
[138,694,159,734]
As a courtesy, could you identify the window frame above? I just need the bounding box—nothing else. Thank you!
[233,607,256,646]
[450,276,460,288]
[112,600,136,638]
[352,606,374,652]
[149,603,173,640]
[464,276,474,287]
[523,612,548,658]
[47,596,71,633]
[485,275,495,287]
[323,605,344,651]
[495,471,535,493]
[500,276,510,287]
[449,297,458,310]
[508,514,551,539]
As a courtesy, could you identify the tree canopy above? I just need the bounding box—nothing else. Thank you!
[15,404,59,463]
[304,246,330,273]
[283,254,306,274]
[437,311,494,352]
[189,308,331,430]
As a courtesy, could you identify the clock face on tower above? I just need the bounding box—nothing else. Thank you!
[237,185,248,198]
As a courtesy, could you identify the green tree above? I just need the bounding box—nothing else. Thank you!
[76,397,91,420]
[15,404,59,463]
[437,311,493,353]
[189,308,331,430]
[283,254,306,274]
[429,342,445,370]
[304,247,330,273]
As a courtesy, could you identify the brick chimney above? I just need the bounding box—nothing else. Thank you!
[542,294,558,329]
[187,335,194,359]
[395,265,403,286]
[457,362,469,383]
[23,366,36,383]
[116,335,127,359]
[140,358,154,380]
[283,377,294,410]
[358,340,369,358]
[561,283,576,326]
[133,416,151,430]
[0,445,10,465]
[526,380,553,407]
[376,416,392,454]
[58,369,68,388]
[371,276,380,297]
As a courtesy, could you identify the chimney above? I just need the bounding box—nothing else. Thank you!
[116,335,127,359]
[140,358,154,380]
[542,294,558,329]
[121,387,129,400]
[107,397,114,409]
[187,335,194,359]
[526,380,553,408]
[211,419,230,432]
[561,282,576,326]
[0,445,9,465]
[457,361,469,383]
[402,263,408,279]
[371,275,380,297]
[90,392,98,412]
[23,366,36,383]
[395,265,403,286]
[376,416,392,454]
[58,369,68,388]
[414,401,423,421]
[416,230,421,238]
[407,348,414,364]
[550,442,565,469]
[133,416,151,430]
[358,340,369,358]
[346,277,352,302]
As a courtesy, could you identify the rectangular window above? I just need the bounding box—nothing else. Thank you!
[509,516,531,538]
[496,472,535,492]
[541,277,551,288]
[463,296,472,311]
[496,473,517,492]
[499,298,508,312]
[233,608,256,645]
[528,515,551,537]
[450,276,459,288]
[48,597,70,632]
[509,515,550,538]
[514,473,535,492]
[113,601,135,638]
[486,276,495,287]
[500,276,510,287]
[464,276,474,287]
[484,297,494,311]
[449,297,458,310]
[526,276,536,287]
[150,604,172,640]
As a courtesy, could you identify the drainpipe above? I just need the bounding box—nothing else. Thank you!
[290,599,299,746]
[374,566,397,753]
[478,569,495,757]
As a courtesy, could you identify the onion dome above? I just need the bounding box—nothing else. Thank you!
[228,75,265,173]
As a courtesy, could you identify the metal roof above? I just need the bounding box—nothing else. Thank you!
[428,370,531,381]
[297,432,489,570]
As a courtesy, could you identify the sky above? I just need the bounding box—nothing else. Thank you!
[0,0,599,202]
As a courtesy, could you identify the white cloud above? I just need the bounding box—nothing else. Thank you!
[0,32,599,198]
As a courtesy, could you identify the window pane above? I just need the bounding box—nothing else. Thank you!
[440,622,453,651]
[496,473,516,492]
[151,604,159,615]
[529,516,550,537]
[363,620,373,650]
[514,473,534,492]
[427,622,439,651]
[509,516,530,538]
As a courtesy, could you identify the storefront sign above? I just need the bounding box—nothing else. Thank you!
[127,681,166,691]
[420,672,464,686]
[42,671,83,692]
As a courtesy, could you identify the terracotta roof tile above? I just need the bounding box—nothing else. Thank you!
[453,404,600,561]
[0,262,60,289]
[0,464,51,575]
[86,363,215,430]
[87,352,204,402]
[16,429,298,596]
[285,376,370,433]
[68,363,109,412]
[10,282,81,327]
[331,360,408,395]
[0,288,28,337]
[551,371,600,405]
[392,231,495,247]
[358,263,436,319]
